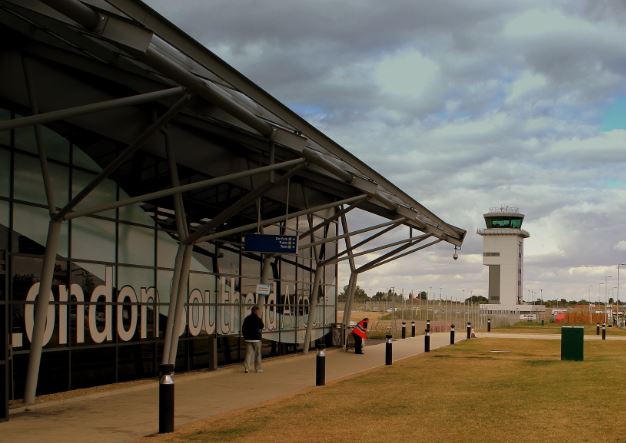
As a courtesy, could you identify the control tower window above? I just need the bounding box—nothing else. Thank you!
[485,217,523,229]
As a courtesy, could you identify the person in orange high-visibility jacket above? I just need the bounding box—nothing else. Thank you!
[351,318,368,354]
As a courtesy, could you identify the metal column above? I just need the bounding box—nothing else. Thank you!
[303,265,323,353]
[24,220,62,404]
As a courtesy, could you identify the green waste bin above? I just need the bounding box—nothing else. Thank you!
[561,326,584,361]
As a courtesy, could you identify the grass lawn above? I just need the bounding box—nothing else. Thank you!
[149,338,626,442]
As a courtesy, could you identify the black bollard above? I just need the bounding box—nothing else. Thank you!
[426,319,431,332]
[425,329,430,352]
[411,321,416,337]
[450,324,455,345]
[385,335,393,365]
[402,321,406,339]
[487,318,491,332]
[596,323,600,336]
[541,319,544,326]
[466,322,471,339]
[316,344,326,386]
[602,323,606,340]
[159,364,175,434]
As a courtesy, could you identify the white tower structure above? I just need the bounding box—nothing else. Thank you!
[478,207,529,306]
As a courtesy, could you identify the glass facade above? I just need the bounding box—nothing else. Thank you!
[1,108,338,399]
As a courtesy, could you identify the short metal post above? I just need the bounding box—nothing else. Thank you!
[316,344,326,386]
[596,323,600,336]
[401,321,406,339]
[385,335,392,365]
[541,319,544,326]
[466,322,471,339]
[159,364,175,434]
[450,324,455,345]
[602,323,606,340]
[424,329,430,352]
[411,321,415,337]
[426,319,430,332]
[487,318,491,332]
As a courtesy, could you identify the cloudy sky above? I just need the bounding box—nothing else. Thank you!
[145,0,626,302]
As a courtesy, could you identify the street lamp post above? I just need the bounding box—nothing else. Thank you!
[604,275,611,323]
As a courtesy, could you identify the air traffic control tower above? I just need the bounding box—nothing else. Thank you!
[478,207,529,306]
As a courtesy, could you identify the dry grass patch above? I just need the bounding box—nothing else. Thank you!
[143,339,626,443]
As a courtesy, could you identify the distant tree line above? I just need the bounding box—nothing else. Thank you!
[337,287,490,304]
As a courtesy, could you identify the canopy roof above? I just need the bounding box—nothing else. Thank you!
[0,0,465,246]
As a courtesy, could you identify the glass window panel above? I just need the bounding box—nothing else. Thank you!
[280,259,295,282]
[71,217,115,262]
[13,119,36,154]
[119,202,152,224]
[14,153,69,206]
[217,245,239,277]
[0,108,10,146]
[0,200,8,229]
[72,145,101,172]
[0,208,8,251]
[0,148,9,197]
[72,170,116,218]
[41,126,70,163]
[118,266,154,293]
[13,120,69,163]
[118,223,154,266]
[156,269,173,320]
[157,231,179,270]
[13,203,69,257]
[325,262,336,287]
[192,243,215,273]
[241,254,259,279]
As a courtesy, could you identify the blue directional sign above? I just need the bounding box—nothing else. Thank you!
[244,234,298,254]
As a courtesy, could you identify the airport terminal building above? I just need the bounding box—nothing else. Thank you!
[0,0,465,416]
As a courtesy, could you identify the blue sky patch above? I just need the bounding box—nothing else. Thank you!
[601,98,626,131]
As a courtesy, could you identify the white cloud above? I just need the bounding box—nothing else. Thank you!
[145,0,626,300]
[506,71,548,104]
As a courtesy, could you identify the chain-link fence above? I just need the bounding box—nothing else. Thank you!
[339,299,521,339]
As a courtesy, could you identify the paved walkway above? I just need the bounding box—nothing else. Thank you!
[2,333,456,442]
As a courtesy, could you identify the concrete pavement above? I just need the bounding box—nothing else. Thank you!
[1,332,456,443]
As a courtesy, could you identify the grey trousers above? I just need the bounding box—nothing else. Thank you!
[244,341,262,371]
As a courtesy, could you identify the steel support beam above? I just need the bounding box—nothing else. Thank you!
[324,234,429,267]
[23,220,61,404]
[298,202,360,240]
[0,87,185,131]
[303,264,323,354]
[365,239,442,271]
[340,214,356,273]
[194,194,368,244]
[40,0,102,30]
[168,244,193,364]
[22,56,56,214]
[257,254,273,321]
[357,235,432,274]
[301,217,404,250]
[64,158,306,220]
[332,220,404,261]
[161,134,190,365]
[161,242,185,364]
[185,163,306,244]
[56,92,191,221]
[342,272,358,348]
